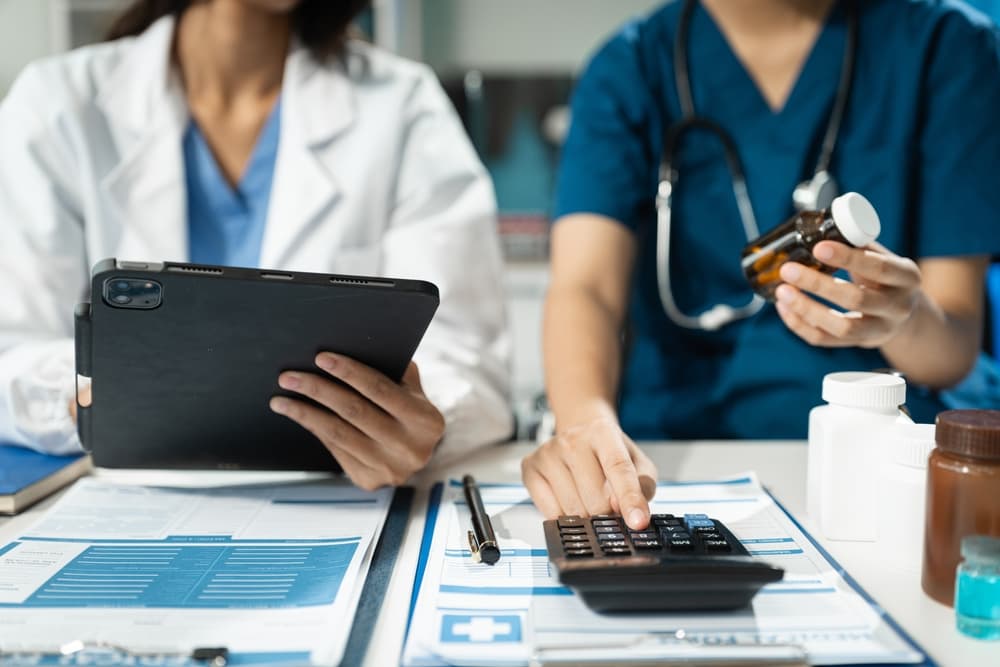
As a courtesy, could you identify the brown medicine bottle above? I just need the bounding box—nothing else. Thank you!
[921,410,1000,606]
[741,192,881,301]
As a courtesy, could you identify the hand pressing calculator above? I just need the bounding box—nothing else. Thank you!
[543,513,784,613]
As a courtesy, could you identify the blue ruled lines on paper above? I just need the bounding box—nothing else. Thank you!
[9,538,360,609]
[439,585,572,596]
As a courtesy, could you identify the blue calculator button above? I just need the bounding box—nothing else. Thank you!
[685,514,715,529]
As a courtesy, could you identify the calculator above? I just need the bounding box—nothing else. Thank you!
[543,513,784,613]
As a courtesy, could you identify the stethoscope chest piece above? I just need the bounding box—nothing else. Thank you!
[793,170,839,212]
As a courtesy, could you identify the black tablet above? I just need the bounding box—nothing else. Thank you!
[75,259,439,471]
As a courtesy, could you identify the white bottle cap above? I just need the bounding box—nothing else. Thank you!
[822,371,906,410]
[830,192,881,247]
[891,422,936,468]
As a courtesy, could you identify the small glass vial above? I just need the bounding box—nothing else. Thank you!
[922,410,1000,607]
[741,192,881,300]
[955,535,1000,640]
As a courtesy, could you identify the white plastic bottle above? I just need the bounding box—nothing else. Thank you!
[807,372,911,541]
[874,422,935,572]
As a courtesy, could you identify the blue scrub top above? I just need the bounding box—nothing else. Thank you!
[554,0,1000,438]
[184,98,282,268]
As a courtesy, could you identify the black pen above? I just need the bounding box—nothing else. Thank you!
[463,474,500,565]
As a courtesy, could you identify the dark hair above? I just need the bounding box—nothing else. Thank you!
[106,0,371,61]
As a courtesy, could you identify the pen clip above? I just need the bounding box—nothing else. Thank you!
[468,529,483,563]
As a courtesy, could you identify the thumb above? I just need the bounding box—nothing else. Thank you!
[402,361,422,389]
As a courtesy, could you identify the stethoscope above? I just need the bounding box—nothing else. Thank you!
[655,0,858,331]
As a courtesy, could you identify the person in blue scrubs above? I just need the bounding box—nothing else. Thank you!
[522,0,1000,528]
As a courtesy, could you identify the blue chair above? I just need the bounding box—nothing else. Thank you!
[940,263,1000,410]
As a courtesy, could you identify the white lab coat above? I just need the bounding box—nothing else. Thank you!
[0,17,513,459]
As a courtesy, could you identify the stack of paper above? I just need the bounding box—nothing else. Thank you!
[403,475,928,666]
[0,476,392,664]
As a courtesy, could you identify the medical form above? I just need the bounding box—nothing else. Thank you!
[0,477,393,665]
[403,475,928,666]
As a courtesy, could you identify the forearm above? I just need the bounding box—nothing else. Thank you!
[880,289,980,388]
[543,286,624,430]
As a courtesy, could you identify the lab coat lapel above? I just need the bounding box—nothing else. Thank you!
[98,16,189,263]
[260,48,355,268]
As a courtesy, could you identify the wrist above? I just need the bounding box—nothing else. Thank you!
[552,399,619,435]
[882,288,927,350]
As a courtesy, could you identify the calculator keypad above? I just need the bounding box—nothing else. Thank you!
[552,512,743,560]
[544,511,785,613]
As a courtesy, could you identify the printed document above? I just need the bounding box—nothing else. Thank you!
[403,475,926,666]
[0,476,392,665]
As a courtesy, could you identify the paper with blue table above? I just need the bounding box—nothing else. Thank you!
[0,476,392,665]
[403,474,930,666]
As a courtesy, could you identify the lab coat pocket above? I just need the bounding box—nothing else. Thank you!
[332,243,383,276]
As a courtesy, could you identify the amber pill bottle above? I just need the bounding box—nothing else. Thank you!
[741,192,881,301]
[921,410,1000,606]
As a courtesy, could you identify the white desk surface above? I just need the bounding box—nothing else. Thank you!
[2,440,996,667]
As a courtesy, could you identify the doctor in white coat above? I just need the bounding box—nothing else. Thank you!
[0,0,513,488]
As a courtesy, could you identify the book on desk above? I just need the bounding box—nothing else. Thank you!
[0,444,91,514]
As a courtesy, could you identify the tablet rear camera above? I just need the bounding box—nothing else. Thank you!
[104,277,162,310]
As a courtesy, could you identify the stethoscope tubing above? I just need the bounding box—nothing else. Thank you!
[654,0,857,331]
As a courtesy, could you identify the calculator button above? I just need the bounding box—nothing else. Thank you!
[704,540,731,552]
[697,532,723,541]
[564,548,594,557]
[694,526,720,534]
[659,525,688,534]
[597,532,625,541]
[651,514,675,521]
[669,539,694,551]
[665,531,691,541]
[592,514,618,520]
[592,519,621,528]
[628,531,659,540]
[558,516,584,528]
[559,526,587,535]
[632,539,663,549]
[561,534,590,543]
[600,540,627,548]
[595,525,621,534]
[602,547,631,556]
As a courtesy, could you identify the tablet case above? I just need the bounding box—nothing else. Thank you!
[76,259,439,471]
